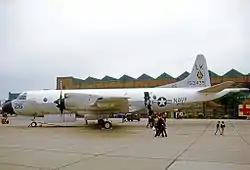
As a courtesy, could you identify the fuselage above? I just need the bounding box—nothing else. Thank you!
[10,87,232,117]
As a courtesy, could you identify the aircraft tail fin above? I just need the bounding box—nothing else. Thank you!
[158,54,211,88]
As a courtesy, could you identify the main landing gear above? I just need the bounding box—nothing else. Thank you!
[98,119,112,129]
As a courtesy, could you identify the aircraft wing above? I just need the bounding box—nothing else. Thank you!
[198,81,235,93]
[91,97,129,111]
[64,93,130,112]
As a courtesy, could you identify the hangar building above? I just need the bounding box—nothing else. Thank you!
[56,69,250,90]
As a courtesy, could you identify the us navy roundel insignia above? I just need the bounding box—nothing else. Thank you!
[157,97,167,107]
[43,97,48,103]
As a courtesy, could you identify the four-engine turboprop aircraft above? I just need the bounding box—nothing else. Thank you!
[2,54,249,129]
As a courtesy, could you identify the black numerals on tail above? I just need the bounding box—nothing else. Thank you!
[187,80,205,86]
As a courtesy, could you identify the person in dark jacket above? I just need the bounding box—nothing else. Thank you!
[154,116,160,137]
[155,116,167,137]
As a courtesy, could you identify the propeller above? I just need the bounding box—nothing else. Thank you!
[54,80,66,114]
[144,92,154,117]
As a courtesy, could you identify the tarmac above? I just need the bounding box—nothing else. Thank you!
[0,116,250,170]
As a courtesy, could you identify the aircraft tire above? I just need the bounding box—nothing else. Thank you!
[31,122,37,127]
[103,121,112,129]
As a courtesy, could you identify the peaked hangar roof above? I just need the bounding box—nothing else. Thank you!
[157,72,173,79]
[119,74,135,81]
[137,73,154,80]
[177,71,190,80]
[84,76,100,82]
[223,69,244,76]
[101,75,117,81]
[66,68,249,82]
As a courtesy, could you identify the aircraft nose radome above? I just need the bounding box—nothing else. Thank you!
[2,101,15,114]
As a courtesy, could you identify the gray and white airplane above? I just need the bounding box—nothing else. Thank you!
[2,54,248,129]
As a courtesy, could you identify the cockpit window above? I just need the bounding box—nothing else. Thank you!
[17,92,27,100]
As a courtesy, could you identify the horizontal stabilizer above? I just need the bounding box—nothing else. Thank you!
[198,81,235,93]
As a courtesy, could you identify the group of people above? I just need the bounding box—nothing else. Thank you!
[146,112,168,137]
[154,115,167,137]
[215,121,226,135]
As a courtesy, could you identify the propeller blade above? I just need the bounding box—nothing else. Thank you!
[59,91,63,114]
[54,80,65,114]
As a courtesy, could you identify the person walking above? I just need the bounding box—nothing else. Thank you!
[122,114,126,123]
[146,115,152,128]
[154,116,167,137]
[163,112,167,122]
[220,121,226,135]
[214,121,221,135]
[161,117,167,137]
[154,116,161,137]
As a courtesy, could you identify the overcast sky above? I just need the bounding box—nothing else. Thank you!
[0,0,250,99]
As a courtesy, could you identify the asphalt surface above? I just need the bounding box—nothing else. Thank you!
[0,116,250,170]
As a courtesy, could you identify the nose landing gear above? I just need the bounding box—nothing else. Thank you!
[28,114,41,127]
